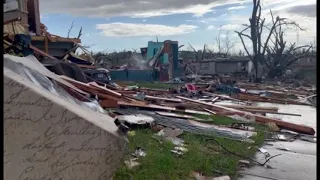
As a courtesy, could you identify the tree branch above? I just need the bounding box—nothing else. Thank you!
[67,21,74,38]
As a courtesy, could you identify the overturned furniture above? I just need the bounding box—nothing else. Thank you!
[4,55,127,179]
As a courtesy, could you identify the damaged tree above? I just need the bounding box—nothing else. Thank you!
[264,13,312,78]
[235,0,312,82]
[215,27,235,57]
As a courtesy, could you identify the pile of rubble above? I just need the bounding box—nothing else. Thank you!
[4,51,316,179]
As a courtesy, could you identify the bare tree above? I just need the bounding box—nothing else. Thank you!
[188,42,199,62]
[67,21,74,38]
[205,46,215,59]
[238,50,245,56]
[201,44,206,60]
[235,0,310,82]
[264,16,312,78]
[224,31,235,56]
[77,26,82,39]
[215,26,235,57]
[215,26,222,55]
[235,0,265,82]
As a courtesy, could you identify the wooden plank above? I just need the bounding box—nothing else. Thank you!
[204,108,217,115]
[41,29,56,42]
[29,44,58,60]
[135,95,182,103]
[233,93,310,105]
[220,104,278,112]
[89,83,122,98]
[57,83,91,102]
[212,97,219,102]
[31,36,81,43]
[115,90,136,94]
[248,110,301,117]
[60,76,121,100]
[99,99,118,108]
[118,101,211,116]
[176,96,315,135]
[44,36,49,53]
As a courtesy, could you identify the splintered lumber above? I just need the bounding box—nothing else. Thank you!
[176,96,315,135]
[89,83,122,97]
[243,109,301,117]
[139,87,169,94]
[116,90,136,94]
[204,108,217,115]
[135,95,182,103]
[60,75,122,98]
[117,101,211,116]
[232,93,309,105]
[29,44,59,60]
[220,104,278,113]
[99,99,118,108]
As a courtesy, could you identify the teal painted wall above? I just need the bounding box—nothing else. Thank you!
[147,41,170,64]
[110,69,158,81]
[147,41,163,59]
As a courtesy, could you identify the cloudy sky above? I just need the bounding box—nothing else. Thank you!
[40,0,316,53]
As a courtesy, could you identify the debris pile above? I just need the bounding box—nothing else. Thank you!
[3,33,316,180]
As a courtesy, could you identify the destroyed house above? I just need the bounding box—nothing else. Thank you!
[188,57,252,75]
[110,40,182,81]
[4,0,81,58]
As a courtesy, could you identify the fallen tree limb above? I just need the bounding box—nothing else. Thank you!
[205,138,281,166]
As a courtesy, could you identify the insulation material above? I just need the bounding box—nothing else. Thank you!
[4,54,89,96]
[117,114,155,125]
[4,22,26,34]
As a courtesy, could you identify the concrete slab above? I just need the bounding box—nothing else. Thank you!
[238,103,316,180]
[4,68,128,179]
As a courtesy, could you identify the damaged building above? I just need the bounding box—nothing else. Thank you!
[4,0,80,58]
[187,57,253,76]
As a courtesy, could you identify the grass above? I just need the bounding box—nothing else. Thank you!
[114,82,266,180]
[114,115,266,180]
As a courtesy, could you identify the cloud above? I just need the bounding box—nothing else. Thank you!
[219,24,242,30]
[286,5,316,18]
[39,0,249,18]
[227,5,246,10]
[96,23,198,37]
[194,0,316,54]
[207,25,216,30]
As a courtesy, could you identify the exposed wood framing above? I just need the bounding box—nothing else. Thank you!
[31,36,81,43]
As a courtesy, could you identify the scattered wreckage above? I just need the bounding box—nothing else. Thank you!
[3,33,316,180]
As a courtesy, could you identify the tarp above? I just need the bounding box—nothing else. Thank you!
[4,54,89,95]
[4,54,105,113]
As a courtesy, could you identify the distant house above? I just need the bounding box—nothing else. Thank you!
[187,57,252,75]
[4,0,81,58]
[294,57,316,68]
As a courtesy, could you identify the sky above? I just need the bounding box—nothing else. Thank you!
[40,0,316,53]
